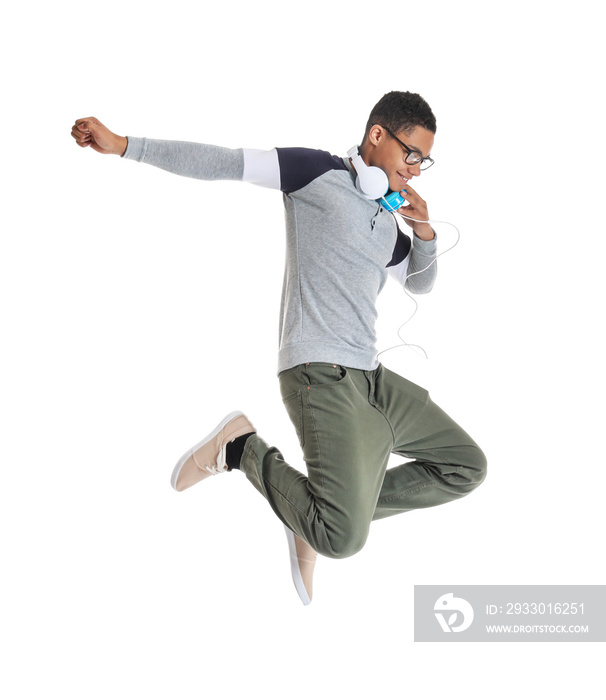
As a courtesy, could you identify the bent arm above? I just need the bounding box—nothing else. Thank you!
[387,231,438,294]
[405,233,438,293]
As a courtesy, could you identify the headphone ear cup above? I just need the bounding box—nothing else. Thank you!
[355,166,389,199]
[348,146,390,199]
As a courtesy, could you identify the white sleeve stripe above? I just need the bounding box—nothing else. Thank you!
[242,148,281,190]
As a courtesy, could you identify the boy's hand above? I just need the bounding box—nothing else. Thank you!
[397,183,434,240]
[71,117,128,156]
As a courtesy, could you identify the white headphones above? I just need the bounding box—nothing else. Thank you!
[347,145,389,200]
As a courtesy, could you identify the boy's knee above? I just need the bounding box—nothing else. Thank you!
[457,445,488,490]
[470,446,488,484]
[319,527,368,560]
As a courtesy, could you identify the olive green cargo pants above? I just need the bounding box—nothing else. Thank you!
[240,362,487,559]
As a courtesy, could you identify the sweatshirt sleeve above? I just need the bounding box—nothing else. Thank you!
[122,139,345,194]
[387,229,438,294]
[405,233,438,293]
[122,136,244,181]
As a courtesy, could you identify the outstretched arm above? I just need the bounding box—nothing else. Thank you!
[72,120,345,193]
[122,136,244,181]
[72,117,245,181]
[72,117,291,188]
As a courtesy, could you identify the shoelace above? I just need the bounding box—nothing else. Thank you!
[202,444,228,475]
[203,463,226,475]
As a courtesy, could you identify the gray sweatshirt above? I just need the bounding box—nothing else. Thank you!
[123,137,437,373]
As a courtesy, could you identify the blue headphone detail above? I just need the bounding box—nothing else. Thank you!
[380,190,406,212]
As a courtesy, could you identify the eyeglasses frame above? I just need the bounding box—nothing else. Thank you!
[380,125,435,170]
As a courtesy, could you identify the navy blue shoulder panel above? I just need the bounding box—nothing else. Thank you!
[386,229,412,268]
[276,147,348,194]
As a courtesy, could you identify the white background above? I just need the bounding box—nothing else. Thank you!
[2,0,605,697]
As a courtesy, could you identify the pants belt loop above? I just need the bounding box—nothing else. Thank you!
[364,368,376,406]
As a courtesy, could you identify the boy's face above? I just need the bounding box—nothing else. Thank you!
[366,125,435,192]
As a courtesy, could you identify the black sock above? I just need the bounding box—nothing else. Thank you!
[225,432,255,470]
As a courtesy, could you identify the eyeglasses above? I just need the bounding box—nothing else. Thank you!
[381,126,435,170]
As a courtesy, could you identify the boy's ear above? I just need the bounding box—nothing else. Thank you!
[366,124,386,148]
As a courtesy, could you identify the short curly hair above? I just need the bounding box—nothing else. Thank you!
[363,91,437,143]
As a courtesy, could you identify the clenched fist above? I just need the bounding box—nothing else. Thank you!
[71,117,128,156]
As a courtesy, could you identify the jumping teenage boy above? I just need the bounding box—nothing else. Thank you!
[71,92,487,605]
